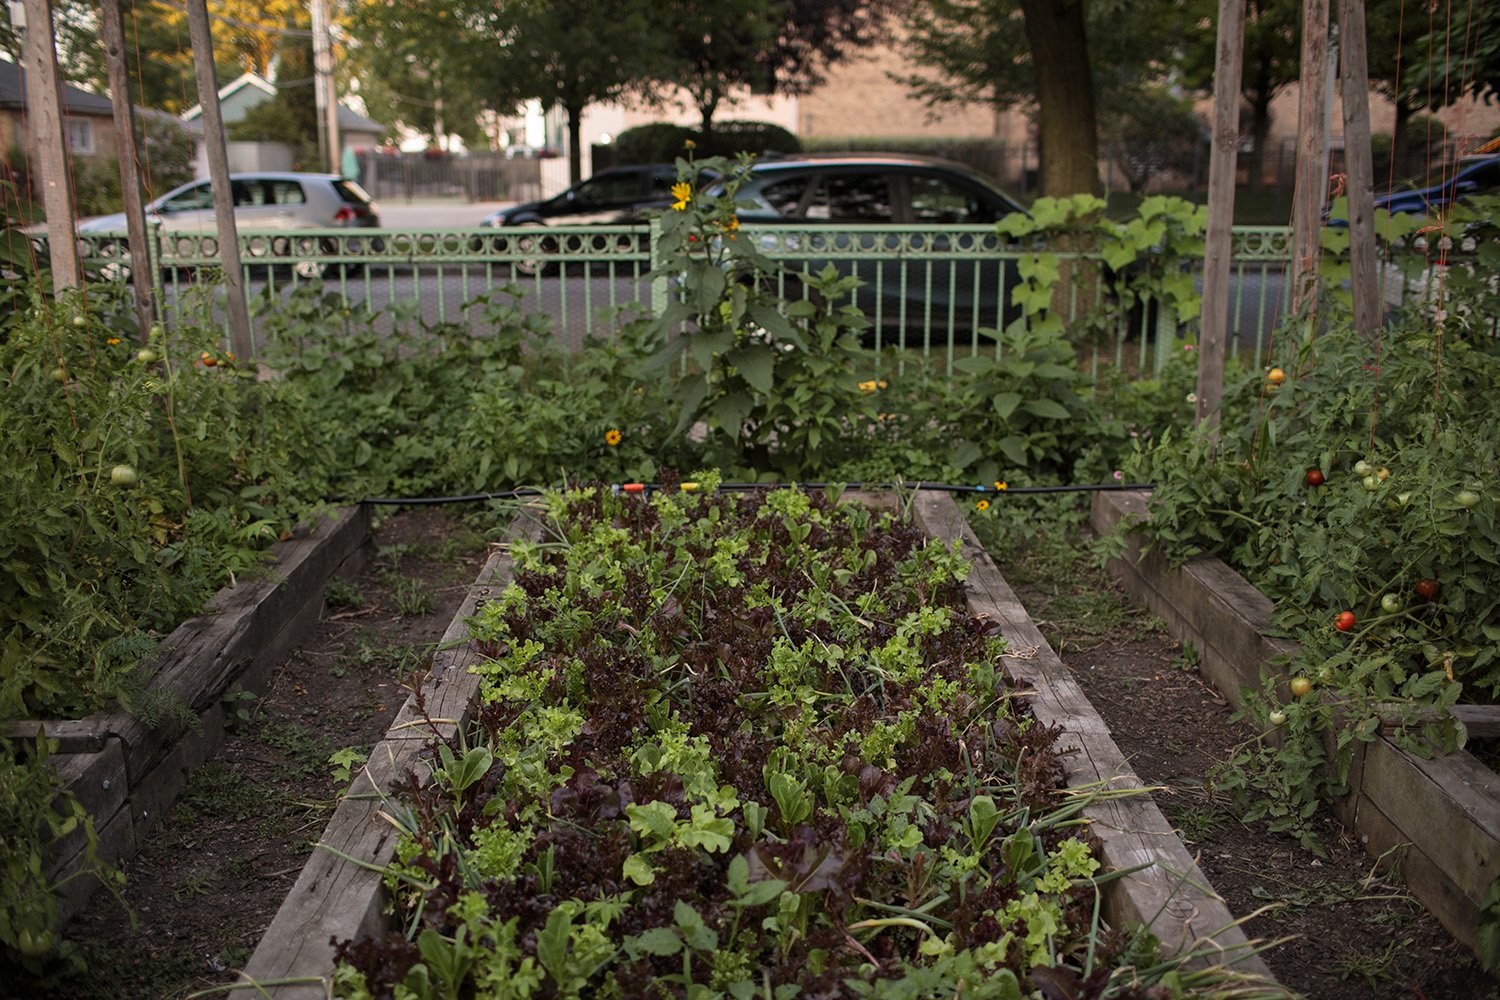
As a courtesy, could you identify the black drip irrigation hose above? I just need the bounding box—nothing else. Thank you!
[359,481,1157,507]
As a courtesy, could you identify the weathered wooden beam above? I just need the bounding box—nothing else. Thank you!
[1337,0,1381,335]
[20,0,80,287]
[1196,0,1246,433]
[98,0,157,337]
[1289,0,1333,320]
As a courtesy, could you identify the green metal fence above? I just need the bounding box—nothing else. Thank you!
[64,223,1318,374]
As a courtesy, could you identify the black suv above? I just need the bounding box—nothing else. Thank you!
[714,154,1027,338]
[479,163,713,227]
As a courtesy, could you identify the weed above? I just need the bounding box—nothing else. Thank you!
[175,761,264,825]
[1332,937,1411,988]
[171,869,218,902]
[1162,798,1228,844]
[255,719,334,781]
[1173,642,1202,673]
[324,576,364,609]
[389,575,436,616]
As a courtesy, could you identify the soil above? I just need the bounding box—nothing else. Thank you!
[22,508,494,1000]
[1001,520,1500,1000]
[16,502,1500,999]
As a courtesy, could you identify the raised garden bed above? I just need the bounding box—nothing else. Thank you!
[242,488,1275,997]
[10,506,372,927]
[1094,488,1500,963]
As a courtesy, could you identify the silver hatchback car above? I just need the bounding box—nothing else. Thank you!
[80,172,380,276]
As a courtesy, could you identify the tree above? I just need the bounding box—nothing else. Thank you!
[343,0,494,150]
[1403,3,1500,117]
[229,30,320,168]
[1175,0,1299,191]
[475,0,665,184]
[1101,87,1207,193]
[899,0,1183,196]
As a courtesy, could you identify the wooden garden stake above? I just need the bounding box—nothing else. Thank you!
[21,0,80,288]
[100,0,157,339]
[184,0,255,360]
[1338,0,1381,336]
[1196,0,1246,434]
[1289,0,1332,323]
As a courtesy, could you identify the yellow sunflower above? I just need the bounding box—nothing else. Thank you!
[605,428,622,446]
[671,183,692,211]
[976,500,990,511]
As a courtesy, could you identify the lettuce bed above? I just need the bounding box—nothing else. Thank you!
[334,485,1242,998]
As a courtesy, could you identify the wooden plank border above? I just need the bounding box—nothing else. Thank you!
[914,493,1274,977]
[17,505,373,929]
[1091,489,1500,959]
[241,507,547,997]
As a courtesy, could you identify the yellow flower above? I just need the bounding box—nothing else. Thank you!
[995,481,1008,491]
[106,337,122,345]
[605,428,622,446]
[878,379,888,389]
[858,380,876,393]
[684,139,697,150]
[671,182,692,211]
[976,500,990,511]
[724,217,740,232]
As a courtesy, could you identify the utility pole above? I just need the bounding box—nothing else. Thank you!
[100,0,157,338]
[184,0,254,359]
[1289,0,1332,322]
[1338,0,1380,335]
[311,0,340,174]
[21,0,80,288]
[1195,0,1246,434]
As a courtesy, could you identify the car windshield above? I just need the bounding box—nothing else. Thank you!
[333,180,373,204]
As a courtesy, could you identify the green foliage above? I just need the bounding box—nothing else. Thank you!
[1128,307,1500,846]
[335,487,1267,997]
[0,280,329,721]
[643,154,882,478]
[0,736,121,966]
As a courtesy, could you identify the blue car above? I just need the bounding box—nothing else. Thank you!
[1372,155,1500,216]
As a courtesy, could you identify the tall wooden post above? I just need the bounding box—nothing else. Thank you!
[1289,0,1332,322]
[1195,0,1246,433]
[1338,0,1380,334]
[99,0,157,339]
[184,0,254,359]
[21,0,80,288]
[311,0,340,174]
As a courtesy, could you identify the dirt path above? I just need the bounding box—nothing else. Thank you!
[31,509,491,1000]
[998,519,1499,1000]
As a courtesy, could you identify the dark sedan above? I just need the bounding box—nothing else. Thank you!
[1372,155,1499,216]
[479,163,707,227]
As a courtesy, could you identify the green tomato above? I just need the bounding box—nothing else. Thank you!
[110,464,138,487]
[1457,490,1481,509]
[136,348,158,363]
[70,314,87,329]
[148,323,166,340]
[50,366,68,383]
[16,928,54,956]
[1354,460,1374,477]
[1362,475,1380,492]
[1381,593,1402,614]
[1269,710,1287,726]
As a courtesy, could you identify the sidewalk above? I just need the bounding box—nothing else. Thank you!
[374,200,514,228]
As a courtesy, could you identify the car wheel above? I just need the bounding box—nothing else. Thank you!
[511,223,556,277]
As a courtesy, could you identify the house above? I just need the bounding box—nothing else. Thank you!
[179,71,384,174]
[0,59,117,160]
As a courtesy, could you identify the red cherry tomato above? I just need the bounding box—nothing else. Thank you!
[1305,469,1325,487]
[1335,611,1357,632]
[1414,579,1439,601]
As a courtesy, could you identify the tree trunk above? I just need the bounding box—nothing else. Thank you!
[1018,0,1100,196]
[1391,99,1410,181]
[699,91,720,136]
[1248,94,1272,191]
[566,102,584,185]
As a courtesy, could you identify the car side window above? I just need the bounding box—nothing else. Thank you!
[806,173,892,221]
[161,183,212,213]
[232,180,266,207]
[577,174,638,205]
[269,181,306,205]
[759,177,811,217]
[910,174,979,223]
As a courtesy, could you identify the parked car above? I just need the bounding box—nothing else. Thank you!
[1373,155,1500,216]
[709,153,1029,338]
[79,172,380,277]
[478,163,705,227]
